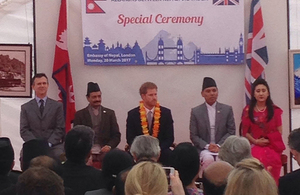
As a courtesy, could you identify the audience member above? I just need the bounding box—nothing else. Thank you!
[125,161,184,195]
[169,142,202,195]
[74,82,121,168]
[241,78,285,184]
[130,135,161,162]
[190,77,235,176]
[224,158,277,195]
[126,82,174,165]
[29,155,74,195]
[16,167,64,195]
[85,149,134,195]
[60,125,104,195]
[218,135,251,166]
[279,127,300,195]
[0,137,14,193]
[30,155,61,174]
[21,138,49,171]
[20,73,65,162]
[202,161,233,195]
[115,135,161,195]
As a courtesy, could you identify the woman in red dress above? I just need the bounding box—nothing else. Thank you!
[242,78,285,185]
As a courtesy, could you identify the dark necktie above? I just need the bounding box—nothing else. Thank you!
[40,99,44,115]
[147,111,153,134]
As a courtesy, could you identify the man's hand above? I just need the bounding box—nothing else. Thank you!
[100,145,111,153]
[208,143,219,153]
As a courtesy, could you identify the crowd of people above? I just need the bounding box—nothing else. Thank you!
[0,73,296,195]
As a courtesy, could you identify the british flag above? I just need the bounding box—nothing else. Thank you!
[245,0,268,105]
[213,0,239,6]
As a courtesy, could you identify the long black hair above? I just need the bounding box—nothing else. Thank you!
[248,78,274,123]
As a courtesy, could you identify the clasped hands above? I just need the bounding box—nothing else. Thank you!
[255,137,269,146]
[208,143,219,153]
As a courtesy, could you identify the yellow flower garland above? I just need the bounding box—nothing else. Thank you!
[139,101,161,138]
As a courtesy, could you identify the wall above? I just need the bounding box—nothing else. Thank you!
[1,0,289,171]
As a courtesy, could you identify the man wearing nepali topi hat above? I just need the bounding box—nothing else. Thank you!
[73,82,120,168]
[189,77,236,177]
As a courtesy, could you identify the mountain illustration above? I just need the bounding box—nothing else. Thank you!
[142,30,196,60]
[294,68,300,103]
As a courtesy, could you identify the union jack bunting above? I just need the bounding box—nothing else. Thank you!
[245,0,268,105]
[213,0,239,6]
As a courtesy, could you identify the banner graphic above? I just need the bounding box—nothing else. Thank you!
[82,0,244,65]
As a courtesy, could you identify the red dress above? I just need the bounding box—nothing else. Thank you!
[242,105,285,185]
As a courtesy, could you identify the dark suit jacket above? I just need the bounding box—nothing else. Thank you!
[20,98,65,146]
[73,105,120,148]
[190,102,236,152]
[279,168,300,195]
[0,176,13,193]
[126,106,174,150]
[60,160,104,195]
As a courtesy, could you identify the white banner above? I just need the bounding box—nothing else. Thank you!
[82,0,244,65]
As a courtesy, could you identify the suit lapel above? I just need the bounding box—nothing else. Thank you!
[84,106,93,127]
[30,99,42,119]
[99,106,106,131]
[215,102,221,134]
[202,104,211,138]
[42,98,52,118]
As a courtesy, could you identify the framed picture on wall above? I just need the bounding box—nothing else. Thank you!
[0,44,32,98]
[289,49,300,108]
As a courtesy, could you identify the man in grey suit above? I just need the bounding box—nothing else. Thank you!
[20,73,65,162]
[190,77,235,175]
[73,82,120,167]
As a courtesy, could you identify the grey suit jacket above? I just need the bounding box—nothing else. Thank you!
[20,98,65,145]
[189,102,236,152]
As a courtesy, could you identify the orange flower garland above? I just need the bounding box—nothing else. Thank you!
[139,101,161,138]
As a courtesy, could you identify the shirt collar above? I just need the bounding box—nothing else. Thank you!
[35,96,47,104]
[144,106,155,114]
[205,101,217,109]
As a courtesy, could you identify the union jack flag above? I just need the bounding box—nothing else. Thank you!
[52,0,76,132]
[245,0,268,105]
[213,0,239,6]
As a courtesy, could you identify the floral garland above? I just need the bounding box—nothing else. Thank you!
[139,101,161,138]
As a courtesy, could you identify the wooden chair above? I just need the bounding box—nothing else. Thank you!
[281,153,288,175]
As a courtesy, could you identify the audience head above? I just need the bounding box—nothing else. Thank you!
[203,161,233,195]
[130,135,161,162]
[17,167,64,195]
[219,135,251,166]
[224,158,277,195]
[125,161,168,195]
[65,125,94,163]
[102,149,134,191]
[169,142,199,187]
[288,127,300,165]
[30,155,59,174]
[21,138,49,171]
[0,137,14,175]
